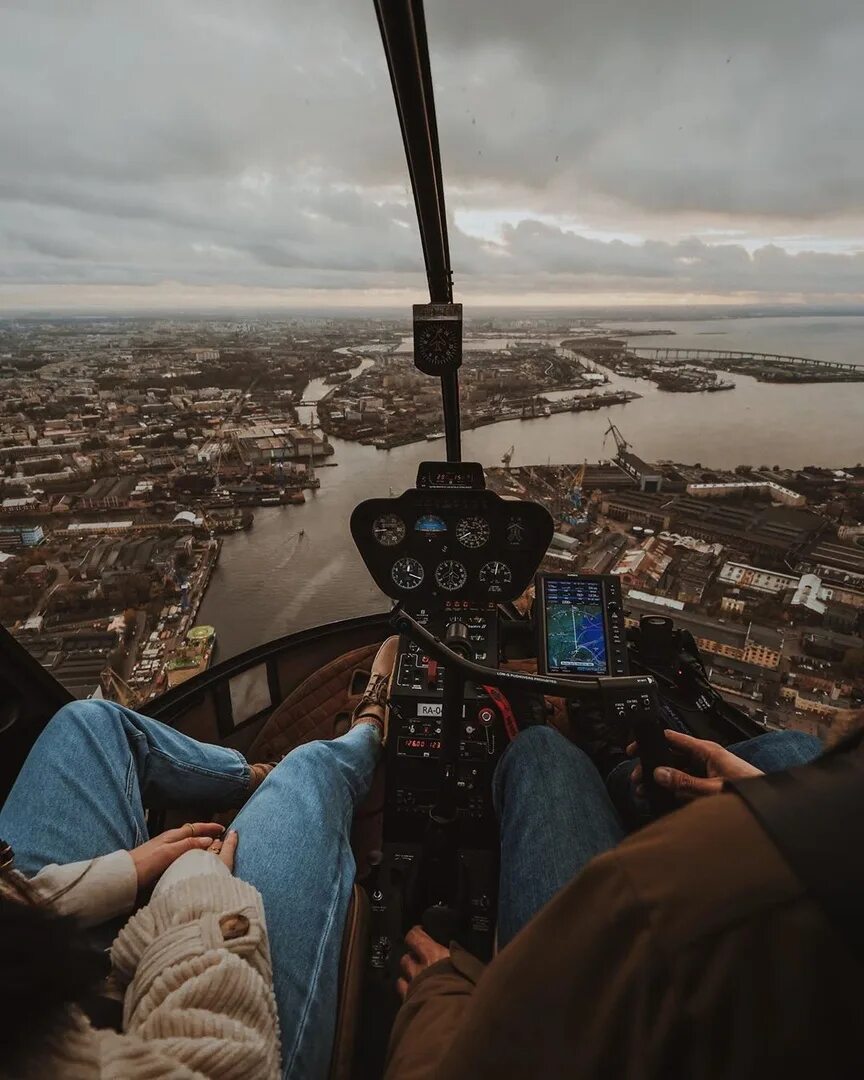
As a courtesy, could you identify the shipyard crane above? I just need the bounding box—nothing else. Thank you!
[571,459,587,508]
[603,421,630,461]
[501,444,515,468]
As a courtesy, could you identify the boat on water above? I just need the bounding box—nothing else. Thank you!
[164,625,217,689]
[425,431,445,440]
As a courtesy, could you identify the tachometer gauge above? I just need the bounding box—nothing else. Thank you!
[373,513,405,547]
[479,561,512,592]
[391,557,424,590]
[455,516,490,549]
[434,559,468,592]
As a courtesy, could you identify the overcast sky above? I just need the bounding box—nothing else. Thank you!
[2,0,863,311]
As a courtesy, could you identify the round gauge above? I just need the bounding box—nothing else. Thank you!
[455,516,490,549]
[372,513,406,547]
[391,557,424,590]
[434,559,468,592]
[479,561,513,591]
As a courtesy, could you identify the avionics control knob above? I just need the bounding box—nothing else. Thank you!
[478,707,495,726]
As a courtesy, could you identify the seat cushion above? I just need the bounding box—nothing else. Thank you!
[247,643,381,762]
[328,884,371,1080]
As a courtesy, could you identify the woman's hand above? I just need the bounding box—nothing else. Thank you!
[629,729,763,800]
[397,926,451,1000]
[130,822,225,889]
[208,829,238,872]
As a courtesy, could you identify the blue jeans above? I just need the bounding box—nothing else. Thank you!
[0,700,380,1080]
[493,726,823,948]
[0,702,823,1070]
[493,726,625,948]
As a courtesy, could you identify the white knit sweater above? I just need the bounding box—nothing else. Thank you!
[11,853,282,1078]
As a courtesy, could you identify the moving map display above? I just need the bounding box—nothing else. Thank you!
[542,577,609,675]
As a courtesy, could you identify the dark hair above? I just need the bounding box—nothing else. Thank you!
[0,868,109,1070]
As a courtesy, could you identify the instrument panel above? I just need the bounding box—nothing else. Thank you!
[350,487,553,605]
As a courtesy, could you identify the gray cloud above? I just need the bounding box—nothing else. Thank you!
[1,0,863,308]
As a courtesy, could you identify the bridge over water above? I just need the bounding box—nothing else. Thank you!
[631,346,861,373]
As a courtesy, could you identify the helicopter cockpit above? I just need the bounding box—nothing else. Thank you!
[5,0,861,1077]
[345,448,689,1072]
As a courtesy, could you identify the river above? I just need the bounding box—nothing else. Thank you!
[198,315,864,660]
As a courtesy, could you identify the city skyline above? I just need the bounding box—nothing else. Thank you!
[3,0,864,311]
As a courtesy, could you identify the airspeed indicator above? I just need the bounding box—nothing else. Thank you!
[373,514,406,546]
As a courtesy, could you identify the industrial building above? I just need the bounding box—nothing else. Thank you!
[686,479,806,507]
[624,593,784,670]
[617,450,664,493]
[0,524,45,547]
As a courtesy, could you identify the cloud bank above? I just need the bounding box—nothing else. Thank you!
[2,0,863,309]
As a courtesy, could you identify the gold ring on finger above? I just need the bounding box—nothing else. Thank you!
[185,822,196,837]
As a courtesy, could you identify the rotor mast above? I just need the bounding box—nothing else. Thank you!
[374,0,462,462]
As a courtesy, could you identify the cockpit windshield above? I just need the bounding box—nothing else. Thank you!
[1,0,862,721]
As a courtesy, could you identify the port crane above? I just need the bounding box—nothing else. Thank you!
[571,459,587,509]
[602,420,630,461]
[501,444,515,468]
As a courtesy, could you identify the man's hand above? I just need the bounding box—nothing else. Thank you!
[130,822,225,889]
[397,926,450,1000]
[629,729,763,800]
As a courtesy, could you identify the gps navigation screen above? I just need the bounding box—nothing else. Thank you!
[542,577,609,675]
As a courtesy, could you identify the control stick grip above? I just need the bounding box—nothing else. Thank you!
[421,903,462,946]
[633,713,678,815]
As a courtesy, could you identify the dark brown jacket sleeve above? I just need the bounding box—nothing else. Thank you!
[384,849,652,1079]
[384,794,862,1079]
[385,945,486,1080]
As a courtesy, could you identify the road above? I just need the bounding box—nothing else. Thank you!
[32,559,69,618]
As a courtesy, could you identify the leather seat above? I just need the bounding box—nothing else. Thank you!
[329,883,371,1080]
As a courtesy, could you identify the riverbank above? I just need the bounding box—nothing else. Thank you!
[198,315,864,660]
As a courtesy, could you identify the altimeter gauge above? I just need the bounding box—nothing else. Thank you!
[373,513,406,546]
[455,515,490,549]
[479,561,512,592]
[391,557,424,590]
[434,559,468,592]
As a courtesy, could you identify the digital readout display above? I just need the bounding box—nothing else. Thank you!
[542,577,609,675]
[397,736,444,757]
